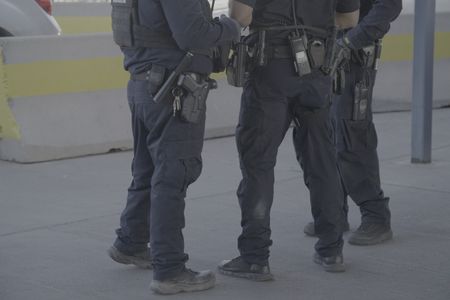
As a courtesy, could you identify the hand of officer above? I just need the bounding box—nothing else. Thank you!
[330,37,353,75]
[336,36,353,58]
[219,14,241,42]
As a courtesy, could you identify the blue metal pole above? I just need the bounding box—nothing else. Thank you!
[411,0,436,163]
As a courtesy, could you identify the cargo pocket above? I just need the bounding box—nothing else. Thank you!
[181,157,203,190]
[342,119,378,152]
[157,139,204,192]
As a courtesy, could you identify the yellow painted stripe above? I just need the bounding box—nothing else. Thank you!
[6,57,128,98]
[382,32,450,61]
[434,32,450,60]
[56,16,112,34]
[1,26,448,140]
[2,33,449,99]
[0,48,21,140]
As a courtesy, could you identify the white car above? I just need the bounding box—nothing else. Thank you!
[0,0,61,36]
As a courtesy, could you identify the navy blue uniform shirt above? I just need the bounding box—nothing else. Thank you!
[123,0,237,75]
[235,0,360,29]
[347,0,402,49]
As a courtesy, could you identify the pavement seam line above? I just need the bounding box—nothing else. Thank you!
[382,181,450,195]
[0,213,119,238]
[380,142,450,162]
[0,176,303,238]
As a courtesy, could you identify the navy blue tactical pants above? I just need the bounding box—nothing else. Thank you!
[331,60,391,225]
[113,79,205,280]
[236,60,345,263]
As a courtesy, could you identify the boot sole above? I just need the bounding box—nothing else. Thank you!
[348,230,393,246]
[150,278,215,295]
[107,247,153,269]
[217,267,274,281]
[304,228,317,237]
[304,224,351,238]
[313,257,346,273]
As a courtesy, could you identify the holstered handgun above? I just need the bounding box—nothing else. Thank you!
[212,43,232,73]
[153,52,194,103]
[177,73,216,124]
[226,40,250,87]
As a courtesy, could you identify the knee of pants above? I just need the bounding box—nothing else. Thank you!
[236,113,276,168]
[130,170,153,190]
[153,157,202,192]
[339,119,378,152]
[152,138,204,190]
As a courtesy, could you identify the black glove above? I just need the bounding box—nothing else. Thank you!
[329,37,352,76]
[211,42,232,73]
[219,14,241,42]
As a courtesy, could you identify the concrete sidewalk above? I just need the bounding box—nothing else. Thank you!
[1,108,450,300]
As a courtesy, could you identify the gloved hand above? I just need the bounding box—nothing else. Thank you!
[219,14,241,42]
[340,35,356,49]
[329,37,352,76]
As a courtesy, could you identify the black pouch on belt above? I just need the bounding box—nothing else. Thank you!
[352,81,369,121]
[146,65,166,95]
[177,73,214,124]
[309,39,326,69]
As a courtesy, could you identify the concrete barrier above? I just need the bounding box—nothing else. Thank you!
[0,13,449,162]
[0,34,243,162]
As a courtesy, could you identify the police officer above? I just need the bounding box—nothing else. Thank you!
[218,0,360,280]
[106,0,240,295]
[301,0,402,246]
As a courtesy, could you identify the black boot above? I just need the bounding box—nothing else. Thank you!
[150,268,215,295]
[304,221,350,237]
[348,223,393,246]
[313,252,346,273]
[218,256,274,281]
[107,246,152,269]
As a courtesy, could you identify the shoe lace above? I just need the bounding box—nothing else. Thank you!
[230,256,243,264]
[356,223,372,232]
[136,248,151,259]
[185,268,199,276]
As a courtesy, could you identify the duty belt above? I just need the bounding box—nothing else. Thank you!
[266,45,292,59]
[246,25,337,74]
[250,25,329,38]
[258,42,328,71]
[130,69,209,82]
[130,71,151,81]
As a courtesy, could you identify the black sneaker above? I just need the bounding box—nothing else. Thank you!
[313,252,346,273]
[218,256,274,281]
[304,221,350,237]
[107,246,152,269]
[150,268,215,295]
[348,223,393,246]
